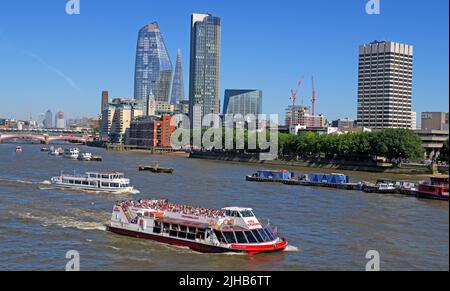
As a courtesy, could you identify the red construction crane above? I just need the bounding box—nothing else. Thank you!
[289,77,304,127]
[311,76,317,116]
[290,77,304,109]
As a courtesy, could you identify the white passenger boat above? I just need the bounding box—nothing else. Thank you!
[50,172,137,194]
[78,152,92,161]
[107,199,288,254]
[48,147,63,156]
[63,148,80,159]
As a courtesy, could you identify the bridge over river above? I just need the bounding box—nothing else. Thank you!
[0,129,90,144]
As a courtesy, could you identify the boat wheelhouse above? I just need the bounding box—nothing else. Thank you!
[50,172,136,194]
[78,152,92,161]
[107,199,288,255]
[48,147,63,156]
[63,148,79,159]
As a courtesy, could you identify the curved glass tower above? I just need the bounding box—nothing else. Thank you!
[134,22,173,103]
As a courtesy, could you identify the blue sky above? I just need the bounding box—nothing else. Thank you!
[0,0,448,123]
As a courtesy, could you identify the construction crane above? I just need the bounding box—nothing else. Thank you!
[311,76,317,116]
[290,77,304,109]
[290,77,304,126]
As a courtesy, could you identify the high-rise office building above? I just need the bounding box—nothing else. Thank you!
[170,49,185,105]
[189,13,221,128]
[55,112,65,129]
[223,90,262,117]
[44,110,53,128]
[101,91,109,118]
[357,41,413,129]
[411,111,417,130]
[37,113,45,128]
[134,22,173,104]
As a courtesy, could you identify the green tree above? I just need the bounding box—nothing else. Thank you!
[439,139,449,163]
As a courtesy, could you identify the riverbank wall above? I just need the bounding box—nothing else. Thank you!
[189,152,449,175]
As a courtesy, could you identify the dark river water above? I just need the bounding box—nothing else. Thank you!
[0,144,448,271]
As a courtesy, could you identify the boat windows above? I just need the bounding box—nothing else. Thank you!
[267,226,278,240]
[178,232,187,239]
[240,210,255,218]
[258,229,270,242]
[224,210,240,217]
[180,225,187,232]
[153,227,161,234]
[101,182,109,187]
[171,224,179,231]
[251,229,264,243]
[82,181,89,186]
[187,233,196,241]
[214,230,226,243]
[263,228,274,241]
[234,231,248,244]
[75,180,82,185]
[169,230,178,237]
[154,221,161,228]
[223,231,237,244]
[244,231,258,243]
[110,183,119,188]
[102,175,110,179]
[163,223,170,232]
[188,227,196,234]
[196,229,206,240]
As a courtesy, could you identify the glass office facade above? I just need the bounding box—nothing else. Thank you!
[189,14,221,128]
[223,90,262,117]
[170,49,185,105]
[134,22,173,104]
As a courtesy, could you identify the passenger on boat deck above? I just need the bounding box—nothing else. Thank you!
[119,200,224,218]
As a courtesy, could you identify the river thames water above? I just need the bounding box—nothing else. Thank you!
[0,144,448,271]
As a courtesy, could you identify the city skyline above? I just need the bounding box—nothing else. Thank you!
[0,0,448,122]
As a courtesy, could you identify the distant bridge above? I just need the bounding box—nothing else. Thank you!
[0,129,90,144]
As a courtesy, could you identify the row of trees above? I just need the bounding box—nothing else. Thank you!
[439,139,449,162]
[278,128,425,162]
[173,127,426,162]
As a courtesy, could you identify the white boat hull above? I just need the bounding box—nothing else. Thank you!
[50,182,136,194]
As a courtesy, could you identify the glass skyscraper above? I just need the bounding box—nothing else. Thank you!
[134,22,173,104]
[170,49,185,105]
[223,90,263,116]
[189,14,221,128]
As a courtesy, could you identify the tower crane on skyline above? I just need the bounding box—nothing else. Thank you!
[289,77,304,126]
[311,76,317,116]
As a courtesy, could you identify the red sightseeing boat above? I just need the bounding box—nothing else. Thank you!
[415,176,449,201]
[107,199,288,254]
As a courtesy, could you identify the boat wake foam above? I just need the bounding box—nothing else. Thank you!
[284,245,300,252]
[11,211,107,232]
[0,178,36,186]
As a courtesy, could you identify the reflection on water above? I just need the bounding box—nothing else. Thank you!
[0,144,448,271]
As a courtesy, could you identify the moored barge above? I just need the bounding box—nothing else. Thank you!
[415,176,449,201]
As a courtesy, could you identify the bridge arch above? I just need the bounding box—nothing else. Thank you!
[0,134,88,144]
[0,134,47,143]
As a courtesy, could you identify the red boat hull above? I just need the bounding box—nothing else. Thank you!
[107,225,288,254]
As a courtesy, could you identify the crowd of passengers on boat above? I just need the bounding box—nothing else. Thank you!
[121,199,226,218]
